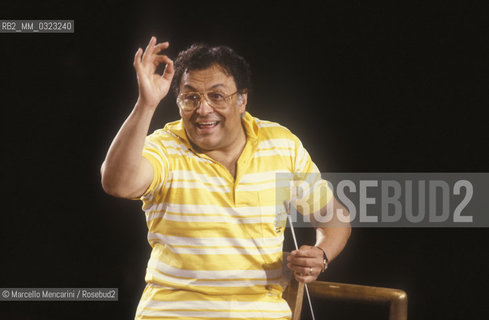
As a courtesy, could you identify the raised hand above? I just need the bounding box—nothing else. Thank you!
[133,36,175,110]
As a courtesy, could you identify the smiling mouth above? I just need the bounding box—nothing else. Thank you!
[196,121,220,129]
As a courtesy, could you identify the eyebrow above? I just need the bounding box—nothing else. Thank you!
[209,84,226,90]
[182,83,227,92]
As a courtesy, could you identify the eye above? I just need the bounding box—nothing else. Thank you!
[184,93,200,101]
[208,92,224,101]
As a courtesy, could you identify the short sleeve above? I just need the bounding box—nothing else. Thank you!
[291,136,333,215]
[140,133,169,199]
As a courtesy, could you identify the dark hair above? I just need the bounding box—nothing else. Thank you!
[172,43,251,96]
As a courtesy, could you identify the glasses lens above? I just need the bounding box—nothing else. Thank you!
[205,92,226,108]
[178,91,237,111]
[180,93,200,111]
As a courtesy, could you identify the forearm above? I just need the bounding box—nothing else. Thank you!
[315,223,351,263]
[101,101,155,198]
[314,197,352,262]
[101,37,174,198]
[288,200,351,283]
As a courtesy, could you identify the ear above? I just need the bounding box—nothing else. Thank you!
[238,90,248,114]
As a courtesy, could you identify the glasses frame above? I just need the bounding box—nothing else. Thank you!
[177,90,240,112]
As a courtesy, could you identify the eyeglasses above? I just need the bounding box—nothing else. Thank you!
[177,90,240,112]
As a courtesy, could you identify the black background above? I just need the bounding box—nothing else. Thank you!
[1,1,488,319]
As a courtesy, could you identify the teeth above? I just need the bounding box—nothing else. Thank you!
[198,122,217,126]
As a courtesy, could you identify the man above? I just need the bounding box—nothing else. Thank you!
[101,36,351,319]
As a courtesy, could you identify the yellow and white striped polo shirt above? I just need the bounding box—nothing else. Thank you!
[135,112,331,319]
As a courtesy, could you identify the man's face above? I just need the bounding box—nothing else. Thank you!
[178,64,247,152]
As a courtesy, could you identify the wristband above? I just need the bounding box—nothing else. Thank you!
[315,246,329,273]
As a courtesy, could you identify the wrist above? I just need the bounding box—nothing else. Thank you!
[315,246,329,273]
[134,99,159,112]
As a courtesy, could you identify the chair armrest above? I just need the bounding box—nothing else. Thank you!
[307,281,408,320]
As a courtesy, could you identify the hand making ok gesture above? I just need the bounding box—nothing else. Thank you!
[133,36,175,110]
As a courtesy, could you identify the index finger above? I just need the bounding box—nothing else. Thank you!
[153,42,170,54]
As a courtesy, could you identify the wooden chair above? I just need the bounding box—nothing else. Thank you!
[282,254,408,320]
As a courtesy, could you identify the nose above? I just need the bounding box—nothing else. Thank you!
[196,98,214,115]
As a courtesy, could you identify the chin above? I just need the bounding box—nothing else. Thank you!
[193,137,222,151]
